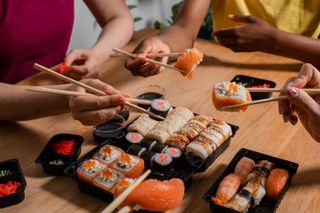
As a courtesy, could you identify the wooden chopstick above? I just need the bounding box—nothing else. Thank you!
[33,63,164,120]
[25,86,152,105]
[116,206,132,213]
[221,96,287,111]
[247,87,320,93]
[113,48,188,75]
[111,52,179,58]
[101,169,151,213]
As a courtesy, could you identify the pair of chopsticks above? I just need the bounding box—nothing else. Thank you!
[32,63,165,120]
[101,169,151,213]
[221,87,320,110]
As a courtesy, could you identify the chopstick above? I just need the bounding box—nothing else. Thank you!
[25,86,152,105]
[33,63,165,120]
[101,169,151,213]
[247,87,320,93]
[116,206,131,213]
[113,48,188,75]
[111,52,180,58]
[221,96,287,111]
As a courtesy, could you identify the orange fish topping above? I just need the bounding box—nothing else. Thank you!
[121,154,131,164]
[118,179,131,187]
[229,83,238,93]
[84,160,96,169]
[102,146,112,154]
[101,169,113,179]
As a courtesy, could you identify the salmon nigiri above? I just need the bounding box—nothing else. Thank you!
[211,174,241,205]
[266,168,289,200]
[121,178,185,212]
[212,81,252,111]
[175,48,204,79]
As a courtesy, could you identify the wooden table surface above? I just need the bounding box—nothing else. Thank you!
[1,28,320,213]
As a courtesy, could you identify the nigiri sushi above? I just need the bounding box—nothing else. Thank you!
[93,145,124,166]
[265,168,289,200]
[76,159,106,183]
[234,157,256,185]
[211,174,241,205]
[121,178,185,212]
[175,48,203,79]
[212,81,252,111]
[92,168,124,192]
[112,154,145,179]
[113,178,135,197]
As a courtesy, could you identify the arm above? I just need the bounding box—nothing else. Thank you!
[64,0,134,79]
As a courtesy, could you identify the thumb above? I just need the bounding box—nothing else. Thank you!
[64,50,83,66]
[287,87,320,116]
[228,14,256,23]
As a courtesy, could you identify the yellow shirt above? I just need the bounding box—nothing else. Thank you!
[213,0,320,38]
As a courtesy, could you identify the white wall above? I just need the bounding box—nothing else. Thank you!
[69,0,181,50]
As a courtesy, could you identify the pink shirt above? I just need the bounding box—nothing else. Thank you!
[0,0,74,83]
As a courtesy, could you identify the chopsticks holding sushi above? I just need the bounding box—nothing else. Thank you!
[33,63,165,120]
[101,169,151,213]
[25,86,152,105]
[247,87,320,93]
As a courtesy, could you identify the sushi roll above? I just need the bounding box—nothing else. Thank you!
[149,99,171,118]
[197,130,223,149]
[164,147,182,163]
[93,145,124,166]
[211,174,241,205]
[153,153,173,174]
[127,145,146,157]
[212,81,252,111]
[265,168,289,200]
[112,154,145,179]
[113,178,135,197]
[76,159,106,183]
[186,141,213,160]
[178,123,204,140]
[140,150,155,169]
[174,48,203,79]
[208,119,232,139]
[150,142,167,153]
[165,134,190,151]
[234,157,256,185]
[188,115,213,128]
[125,132,144,145]
[127,114,159,136]
[224,189,255,212]
[140,139,157,150]
[92,168,124,192]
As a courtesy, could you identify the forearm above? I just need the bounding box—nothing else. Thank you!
[0,84,70,121]
[273,30,320,66]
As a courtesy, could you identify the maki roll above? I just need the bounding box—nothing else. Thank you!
[92,168,124,192]
[186,141,213,160]
[140,139,157,150]
[165,134,190,151]
[164,147,182,163]
[140,150,156,169]
[127,114,159,136]
[150,142,167,153]
[153,153,173,174]
[149,99,171,118]
[178,123,204,140]
[208,119,232,139]
[76,159,106,183]
[125,132,144,145]
[188,115,213,128]
[112,154,145,179]
[198,128,224,148]
[113,178,135,197]
[93,145,124,166]
[127,145,146,157]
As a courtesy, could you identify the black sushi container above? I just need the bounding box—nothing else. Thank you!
[36,134,83,176]
[0,159,27,208]
[203,148,299,213]
[231,75,276,100]
[93,122,125,143]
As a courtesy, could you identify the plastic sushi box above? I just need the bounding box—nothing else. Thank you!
[231,75,276,100]
[0,159,27,208]
[203,148,299,213]
[36,133,83,176]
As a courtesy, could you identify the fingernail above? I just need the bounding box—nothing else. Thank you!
[286,87,299,97]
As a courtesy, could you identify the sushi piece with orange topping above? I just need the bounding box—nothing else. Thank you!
[112,154,145,178]
[211,174,241,205]
[175,48,203,79]
[92,168,124,192]
[93,145,124,166]
[113,178,135,197]
[212,81,252,111]
[76,159,106,183]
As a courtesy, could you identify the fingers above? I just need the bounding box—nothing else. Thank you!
[80,79,120,95]
[296,63,320,88]
[228,14,257,24]
[64,49,84,66]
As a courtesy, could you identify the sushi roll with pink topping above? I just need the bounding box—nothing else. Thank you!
[125,132,144,145]
[76,159,106,183]
[150,99,171,118]
[112,154,145,179]
[93,145,124,166]
[153,153,173,173]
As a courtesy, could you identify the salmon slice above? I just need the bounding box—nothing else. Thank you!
[266,168,289,200]
[121,178,185,212]
[175,48,203,78]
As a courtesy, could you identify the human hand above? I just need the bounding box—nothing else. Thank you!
[68,79,126,125]
[125,36,171,77]
[278,63,320,142]
[213,15,278,53]
[63,49,102,80]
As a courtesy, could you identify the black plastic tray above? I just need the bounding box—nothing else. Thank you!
[36,133,83,176]
[231,75,276,100]
[0,159,27,208]
[203,148,299,213]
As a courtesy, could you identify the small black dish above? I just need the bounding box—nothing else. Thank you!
[203,148,299,213]
[93,122,125,143]
[0,159,27,208]
[231,75,276,100]
[36,134,83,176]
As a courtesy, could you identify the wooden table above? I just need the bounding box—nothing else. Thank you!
[1,28,319,213]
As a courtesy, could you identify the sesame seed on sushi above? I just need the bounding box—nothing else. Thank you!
[93,145,124,166]
[153,153,173,174]
[112,154,145,179]
[149,99,171,118]
[125,132,144,145]
[76,159,106,183]
[127,144,146,157]
[186,141,213,160]
[92,168,124,193]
